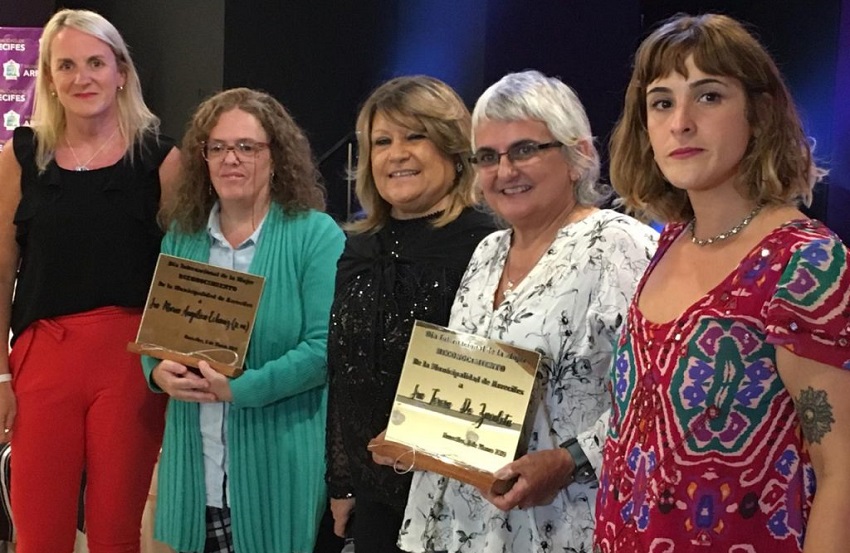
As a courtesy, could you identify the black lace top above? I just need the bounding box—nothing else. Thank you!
[325,207,496,510]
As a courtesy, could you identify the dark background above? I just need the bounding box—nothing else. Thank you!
[1,2,847,550]
[1,0,847,243]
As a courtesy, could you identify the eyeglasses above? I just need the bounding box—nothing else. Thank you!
[469,140,563,168]
[202,140,269,161]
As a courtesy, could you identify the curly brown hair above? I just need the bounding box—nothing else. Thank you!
[347,75,479,234]
[162,87,325,233]
[610,13,821,223]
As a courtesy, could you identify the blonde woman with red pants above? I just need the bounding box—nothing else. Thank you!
[0,9,180,552]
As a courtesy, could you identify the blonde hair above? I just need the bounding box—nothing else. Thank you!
[162,88,325,234]
[610,13,821,223]
[31,9,159,171]
[348,75,479,234]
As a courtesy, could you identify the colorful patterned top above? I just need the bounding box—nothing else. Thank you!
[594,219,850,553]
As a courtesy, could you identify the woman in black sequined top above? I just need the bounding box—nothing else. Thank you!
[325,75,496,552]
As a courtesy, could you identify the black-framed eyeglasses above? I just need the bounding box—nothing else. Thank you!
[202,140,270,161]
[469,140,563,168]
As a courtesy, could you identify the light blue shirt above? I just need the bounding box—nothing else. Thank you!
[199,202,266,508]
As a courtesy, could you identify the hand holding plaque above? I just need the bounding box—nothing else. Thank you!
[127,254,265,377]
[368,321,540,495]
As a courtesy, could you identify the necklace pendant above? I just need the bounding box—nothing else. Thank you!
[65,126,119,173]
[503,279,515,299]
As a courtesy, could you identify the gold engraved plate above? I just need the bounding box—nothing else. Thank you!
[373,320,540,494]
[127,254,265,377]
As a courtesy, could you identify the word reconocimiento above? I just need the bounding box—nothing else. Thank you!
[424,329,528,364]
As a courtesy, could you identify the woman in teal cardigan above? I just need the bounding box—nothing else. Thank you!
[142,88,344,553]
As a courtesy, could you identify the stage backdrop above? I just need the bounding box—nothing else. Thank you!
[0,26,41,150]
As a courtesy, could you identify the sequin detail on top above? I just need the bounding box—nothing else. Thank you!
[595,219,850,553]
[325,208,496,508]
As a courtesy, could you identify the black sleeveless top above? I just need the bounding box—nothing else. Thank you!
[10,125,175,342]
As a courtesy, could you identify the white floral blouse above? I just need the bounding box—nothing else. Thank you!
[399,209,658,553]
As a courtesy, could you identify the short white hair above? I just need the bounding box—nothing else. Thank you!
[472,70,608,206]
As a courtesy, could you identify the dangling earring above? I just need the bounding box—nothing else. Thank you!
[455,162,463,174]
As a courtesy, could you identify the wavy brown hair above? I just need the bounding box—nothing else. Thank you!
[610,13,821,223]
[348,75,479,234]
[162,88,325,233]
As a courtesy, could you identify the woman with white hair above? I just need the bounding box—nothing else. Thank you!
[0,8,179,551]
[395,70,657,552]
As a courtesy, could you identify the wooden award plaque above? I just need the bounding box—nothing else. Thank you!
[127,254,265,378]
[381,321,540,493]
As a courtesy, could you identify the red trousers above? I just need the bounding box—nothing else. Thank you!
[9,307,167,553]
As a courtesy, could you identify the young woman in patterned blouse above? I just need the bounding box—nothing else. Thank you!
[595,13,850,553]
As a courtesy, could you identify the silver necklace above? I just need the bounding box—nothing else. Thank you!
[501,253,537,298]
[689,204,764,246]
[503,268,528,298]
[65,127,119,171]
[501,205,588,297]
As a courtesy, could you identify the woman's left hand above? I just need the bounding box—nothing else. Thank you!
[367,429,417,472]
[198,361,234,402]
[480,448,573,511]
[368,430,399,466]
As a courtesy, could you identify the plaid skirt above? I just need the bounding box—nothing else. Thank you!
[181,506,233,553]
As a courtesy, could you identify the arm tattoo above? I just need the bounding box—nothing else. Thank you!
[796,387,835,445]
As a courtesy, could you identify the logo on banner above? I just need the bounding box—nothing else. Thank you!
[4,110,20,130]
[3,59,21,80]
[1,26,43,145]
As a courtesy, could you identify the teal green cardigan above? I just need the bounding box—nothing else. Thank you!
[142,205,344,552]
